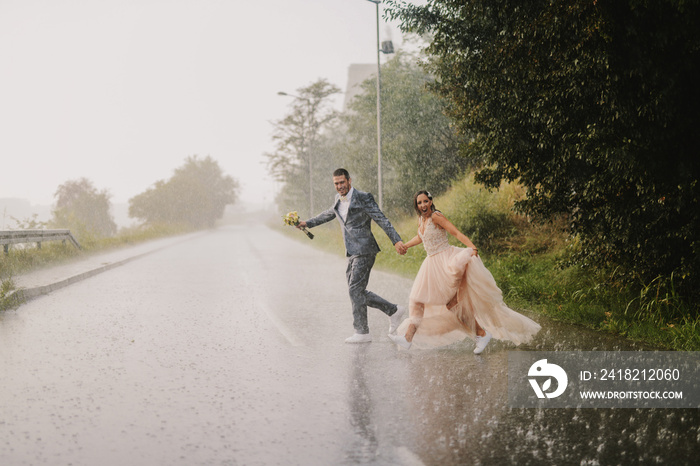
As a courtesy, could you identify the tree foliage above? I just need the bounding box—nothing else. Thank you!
[387,0,700,293]
[51,178,117,239]
[270,53,472,219]
[128,156,238,229]
[340,50,473,216]
[266,79,342,218]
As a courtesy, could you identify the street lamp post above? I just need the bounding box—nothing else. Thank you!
[278,91,314,216]
[366,0,393,211]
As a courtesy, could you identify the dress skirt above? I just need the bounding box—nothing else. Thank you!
[397,246,541,349]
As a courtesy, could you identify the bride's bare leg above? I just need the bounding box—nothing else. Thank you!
[446,293,458,310]
[448,265,469,311]
[406,300,424,342]
[405,323,418,342]
[475,320,485,337]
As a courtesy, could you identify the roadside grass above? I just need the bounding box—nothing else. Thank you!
[487,252,700,351]
[275,175,700,351]
[0,223,189,311]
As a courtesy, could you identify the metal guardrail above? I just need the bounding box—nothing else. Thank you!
[0,229,81,254]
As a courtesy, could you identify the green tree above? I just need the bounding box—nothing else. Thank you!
[274,127,346,217]
[341,50,473,216]
[129,156,239,228]
[387,0,700,294]
[50,178,117,240]
[266,79,341,217]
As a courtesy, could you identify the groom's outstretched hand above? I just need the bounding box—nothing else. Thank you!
[394,241,407,255]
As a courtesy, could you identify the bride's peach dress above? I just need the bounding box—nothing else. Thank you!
[396,215,541,349]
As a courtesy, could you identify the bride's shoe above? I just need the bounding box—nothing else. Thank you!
[388,323,416,349]
[473,331,492,354]
[388,333,411,349]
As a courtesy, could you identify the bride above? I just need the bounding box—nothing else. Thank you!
[388,190,541,353]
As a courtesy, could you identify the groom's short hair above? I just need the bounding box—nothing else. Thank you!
[333,168,350,180]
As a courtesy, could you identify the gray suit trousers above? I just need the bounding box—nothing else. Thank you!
[346,254,397,334]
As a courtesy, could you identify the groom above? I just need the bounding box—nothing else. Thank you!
[298,168,407,343]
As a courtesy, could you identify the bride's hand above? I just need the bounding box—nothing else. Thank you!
[471,247,478,256]
[395,241,407,255]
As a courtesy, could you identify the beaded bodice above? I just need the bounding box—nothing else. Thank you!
[419,215,450,256]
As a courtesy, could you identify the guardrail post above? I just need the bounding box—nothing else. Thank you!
[1,229,81,252]
[68,233,81,250]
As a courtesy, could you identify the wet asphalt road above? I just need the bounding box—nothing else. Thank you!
[1,225,698,465]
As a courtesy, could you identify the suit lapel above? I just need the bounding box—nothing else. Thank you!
[348,190,358,212]
[334,195,346,227]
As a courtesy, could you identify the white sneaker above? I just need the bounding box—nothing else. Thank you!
[388,333,412,349]
[473,331,492,354]
[389,305,407,334]
[345,333,372,344]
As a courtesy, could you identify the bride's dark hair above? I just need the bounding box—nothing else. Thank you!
[413,190,437,217]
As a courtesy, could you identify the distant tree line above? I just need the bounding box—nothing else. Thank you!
[51,178,117,240]
[49,156,238,240]
[384,0,700,298]
[129,155,238,229]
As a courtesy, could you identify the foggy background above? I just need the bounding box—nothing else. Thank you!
[0,0,406,227]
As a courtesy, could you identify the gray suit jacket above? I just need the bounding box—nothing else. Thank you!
[305,189,402,256]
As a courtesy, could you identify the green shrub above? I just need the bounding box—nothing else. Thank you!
[434,174,519,250]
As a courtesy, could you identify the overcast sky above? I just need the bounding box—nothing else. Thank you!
[0,0,407,210]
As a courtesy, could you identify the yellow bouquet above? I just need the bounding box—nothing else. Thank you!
[283,211,314,239]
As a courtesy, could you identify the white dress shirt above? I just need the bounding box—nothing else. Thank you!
[338,187,354,221]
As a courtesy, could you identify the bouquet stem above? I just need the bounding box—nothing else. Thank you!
[283,211,314,240]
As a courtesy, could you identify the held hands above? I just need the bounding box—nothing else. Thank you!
[297,221,307,229]
[395,241,408,255]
